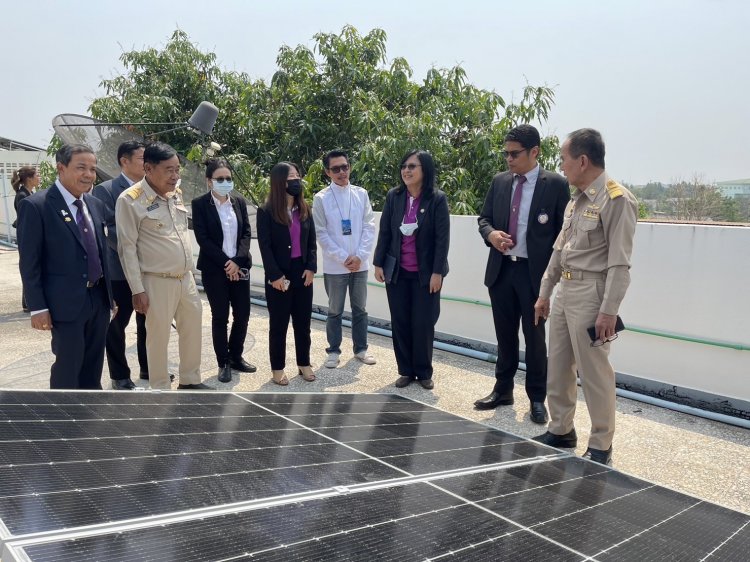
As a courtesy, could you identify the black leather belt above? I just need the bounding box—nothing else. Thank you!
[504,255,527,262]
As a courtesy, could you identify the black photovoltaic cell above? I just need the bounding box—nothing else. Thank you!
[1,391,748,562]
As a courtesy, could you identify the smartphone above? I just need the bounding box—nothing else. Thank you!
[587,316,625,341]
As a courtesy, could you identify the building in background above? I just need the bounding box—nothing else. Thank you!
[717,178,750,199]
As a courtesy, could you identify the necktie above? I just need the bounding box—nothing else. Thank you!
[73,199,103,283]
[507,175,526,244]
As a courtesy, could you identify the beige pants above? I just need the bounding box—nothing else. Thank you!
[547,278,616,451]
[142,272,202,390]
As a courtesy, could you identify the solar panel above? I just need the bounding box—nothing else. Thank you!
[1,391,747,561]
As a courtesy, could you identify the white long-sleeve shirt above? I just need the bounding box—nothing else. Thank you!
[312,182,376,274]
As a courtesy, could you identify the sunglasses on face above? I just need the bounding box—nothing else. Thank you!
[212,177,232,183]
[400,163,421,171]
[328,164,350,174]
[501,149,529,160]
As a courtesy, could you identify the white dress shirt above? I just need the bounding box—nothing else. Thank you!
[211,192,238,258]
[312,182,376,274]
[507,164,540,259]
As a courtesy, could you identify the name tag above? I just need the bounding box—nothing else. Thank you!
[147,202,160,212]
[582,208,599,219]
[341,219,352,235]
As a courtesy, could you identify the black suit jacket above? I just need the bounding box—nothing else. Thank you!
[256,204,317,282]
[92,174,133,281]
[373,186,450,287]
[12,186,31,229]
[478,168,570,295]
[192,191,252,273]
[17,183,113,321]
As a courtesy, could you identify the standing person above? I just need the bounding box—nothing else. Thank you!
[17,144,113,389]
[373,150,450,390]
[12,165,40,313]
[313,150,376,369]
[475,125,570,423]
[192,158,256,384]
[532,128,638,466]
[116,142,210,391]
[92,141,150,390]
[256,162,317,386]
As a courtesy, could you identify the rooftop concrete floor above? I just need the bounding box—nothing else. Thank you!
[0,246,747,515]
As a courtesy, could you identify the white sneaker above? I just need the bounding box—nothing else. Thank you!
[324,353,340,369]
[354,351,376,365]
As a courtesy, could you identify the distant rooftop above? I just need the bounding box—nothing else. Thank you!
[0,135,45,152]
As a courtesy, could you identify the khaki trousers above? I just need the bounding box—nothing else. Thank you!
[547,278,616,451]
[142,272,202,389]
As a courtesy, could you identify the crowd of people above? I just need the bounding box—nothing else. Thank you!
[13,124,637,465]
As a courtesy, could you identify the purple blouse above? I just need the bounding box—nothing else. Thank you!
[399,194,421,272]
[289,208,302,258]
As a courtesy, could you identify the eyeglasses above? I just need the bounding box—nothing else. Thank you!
[590,333,618,347]
[328,164,350,174]
[400,163,421,171]
[212,177,232,183]
[501,149,529,160]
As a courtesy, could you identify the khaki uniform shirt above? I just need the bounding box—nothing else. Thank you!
[540,172,638,315]
[116,178,194,295]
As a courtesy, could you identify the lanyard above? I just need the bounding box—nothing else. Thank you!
[330,185,352,221]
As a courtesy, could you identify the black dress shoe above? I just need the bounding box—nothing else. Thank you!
[140,372,175,382]
[532,429,578,448]
[582,446,613,466]
[111,378,136,390]
[394,376,413,388]
[530,401,549,424]
[474,391,514,410]
[228,358,257,373]
[177,383,214,390]
[418,379,434,390]
[217,365,232,383]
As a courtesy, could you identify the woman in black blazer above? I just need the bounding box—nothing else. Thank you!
[192,158,255,384]
[12,166,40,312]
[256,162,317,385]
[373,150,450,390]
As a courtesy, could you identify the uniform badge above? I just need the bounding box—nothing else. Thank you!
[588,188,596,195]
[156,222,164,229]
[583,207,600,219]
[537,212,549,224]
[147,202,159,212]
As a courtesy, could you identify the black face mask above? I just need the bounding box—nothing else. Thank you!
[286,179,302,196]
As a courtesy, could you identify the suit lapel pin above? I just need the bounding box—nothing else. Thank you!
[420,208,425,213]
[64,217,72,222]
[537,212,549,224]
[60,209,69,217]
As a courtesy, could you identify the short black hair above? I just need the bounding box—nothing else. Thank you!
[55,144,95,166]
[567,128,606,168]
[117,140,145,166]
[504,125,541,150]
[143,142,178,165]
[323,150,348,169]
[399,150,436,195]
[205,158,231,179]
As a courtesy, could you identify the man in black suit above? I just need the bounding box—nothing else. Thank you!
[476,125,570,422]
[17,144,113,389]
[92,141,148,390]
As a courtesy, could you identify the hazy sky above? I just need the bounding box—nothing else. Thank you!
[3,0,747,184]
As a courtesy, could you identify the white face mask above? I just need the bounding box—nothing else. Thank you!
[399,222,419,236]
[212,180,234,196]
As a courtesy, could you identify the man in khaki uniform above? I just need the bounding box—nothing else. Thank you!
[532,128,638,465]
[116,142,210,390]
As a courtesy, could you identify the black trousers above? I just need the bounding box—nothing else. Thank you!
[202,269,251,367]
[265,258,312,370]
[50,283,109,389]
[106,279,148,380]
[386,269,441,380]
[488,258,547,401]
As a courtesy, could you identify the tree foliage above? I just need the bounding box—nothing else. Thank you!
[90,27,559,212]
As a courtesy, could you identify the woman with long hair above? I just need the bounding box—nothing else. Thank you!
[256,162,317,385]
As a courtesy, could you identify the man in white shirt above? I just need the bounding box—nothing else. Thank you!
[313,150,377,368]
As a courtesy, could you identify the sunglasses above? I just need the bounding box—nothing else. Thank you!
[590,333,619,347]
[328,164,350,174]
[501,149,529,160]
[400,163,421,171]
[212,177,232,183]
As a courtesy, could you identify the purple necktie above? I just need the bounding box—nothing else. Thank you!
[507,175,526,244]
[73,199,103,283]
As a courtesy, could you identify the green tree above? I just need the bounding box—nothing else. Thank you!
[88,27,559,213]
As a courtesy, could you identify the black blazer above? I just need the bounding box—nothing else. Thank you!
[373,186,450,287]
[92,174,133,281]
[17,183,113,321]
[191,191,252,273]
[256,204,317,282]
[478,168,570,295]
[12,186,31,229]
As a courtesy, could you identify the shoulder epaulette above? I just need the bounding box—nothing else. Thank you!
[606,179,623,200]
[124,185,143,200]
[175,187,182,195]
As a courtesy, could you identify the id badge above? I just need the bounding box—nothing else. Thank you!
[341,219,352,235]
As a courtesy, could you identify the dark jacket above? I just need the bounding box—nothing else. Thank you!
[191,191,252,273]
[373,186,450,287]
[91,174,133,281]
[12,186,31,229]
[256,204,317,282]
[477,168,570,295]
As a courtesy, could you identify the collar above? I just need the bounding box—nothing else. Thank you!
[211,192,232,207]
[55,179,82,206]
[121,172,138,186]
[515,164,540,185]
[141,177,173,201]
[580,171,608,202]
[329,182,351,192]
